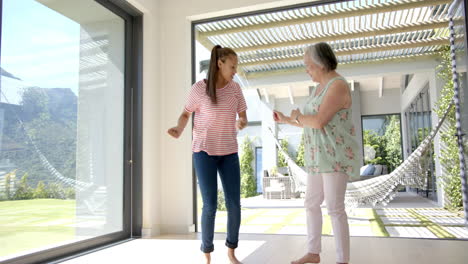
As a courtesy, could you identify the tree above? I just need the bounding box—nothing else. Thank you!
[382,115,402,172]
[277,138,289,167]
[296,134,305,167]
[34,181,48,199]
[363,130,388,166]
[5,172,12,200]
[13,173,34,200]
[47,183,66,199]
[240,136,256,198]
[20,87,51,122]
[4,87,77,188]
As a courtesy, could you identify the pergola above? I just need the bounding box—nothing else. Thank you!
[195,0,464,80]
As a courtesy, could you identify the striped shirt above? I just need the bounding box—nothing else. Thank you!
[184,80,247,156]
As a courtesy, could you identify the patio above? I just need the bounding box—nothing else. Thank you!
[200,192,468,239]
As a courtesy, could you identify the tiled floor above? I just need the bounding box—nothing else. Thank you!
[60,233,468,264]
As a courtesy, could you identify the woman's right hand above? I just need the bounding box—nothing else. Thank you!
[273,111,287,123]
[167,126,184,138]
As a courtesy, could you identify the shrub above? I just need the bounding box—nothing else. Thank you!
[382,115,402,172]
[33,181,49,199]
[217,190,226,211]
[5,172,11,200]
[240,136,256,198]
[363,130,387,166]
[13,173,34,200]
[296,134,305,167]
[277,138,289,167]
[64,187,76,199]
[47,183,66,199]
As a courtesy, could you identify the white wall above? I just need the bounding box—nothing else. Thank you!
[125,0,318,236]
[428,71,446,206]
[351,84,364,167]
[248,57,441,87]
[401,73,431,111]
[360,88,401,116]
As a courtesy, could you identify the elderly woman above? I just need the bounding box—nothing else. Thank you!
[274,42,359,264]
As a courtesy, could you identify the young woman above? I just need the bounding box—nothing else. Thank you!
[274,42,359,264]
[168,45,247,264]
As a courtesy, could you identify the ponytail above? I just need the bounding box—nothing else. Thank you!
[206,45,222,104]
[206,45,237,104]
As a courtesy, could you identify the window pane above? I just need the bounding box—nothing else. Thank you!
[0,0,125,260]
[362,114,402,173]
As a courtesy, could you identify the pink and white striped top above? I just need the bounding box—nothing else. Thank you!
[184,80,247,156]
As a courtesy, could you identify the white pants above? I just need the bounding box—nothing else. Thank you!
[305,172,350,263]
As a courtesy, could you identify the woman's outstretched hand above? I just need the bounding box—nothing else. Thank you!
[273,111,287,123]
[167,126,184,138]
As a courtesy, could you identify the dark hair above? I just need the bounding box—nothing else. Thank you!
[305,42,337,72]
[206,45,237,103]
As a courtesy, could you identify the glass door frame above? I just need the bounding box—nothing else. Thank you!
[0,0,143,263]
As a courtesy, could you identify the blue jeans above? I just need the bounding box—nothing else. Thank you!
[193,151,241,253]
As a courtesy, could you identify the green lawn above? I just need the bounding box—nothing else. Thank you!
[0,199,75,258]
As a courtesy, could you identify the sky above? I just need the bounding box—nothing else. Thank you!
[1,0,80,104]
[2,0,212,106]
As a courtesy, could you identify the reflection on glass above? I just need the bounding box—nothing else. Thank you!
[362,114,402,173]
[0,0,124,260]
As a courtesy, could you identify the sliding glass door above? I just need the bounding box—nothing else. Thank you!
[0,0,141,263]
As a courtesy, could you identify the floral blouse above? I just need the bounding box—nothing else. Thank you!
[302,76,360,180]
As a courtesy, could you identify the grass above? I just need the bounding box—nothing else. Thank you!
[0,199,75,258]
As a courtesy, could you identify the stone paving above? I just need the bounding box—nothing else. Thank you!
[199,193,468,239]
[208,207,467,239]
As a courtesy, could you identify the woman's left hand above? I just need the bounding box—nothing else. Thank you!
[236,117,247,130]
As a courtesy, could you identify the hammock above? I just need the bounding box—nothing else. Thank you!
[1,88,107,214]
[269,103,453,208]
[0,89,93,192]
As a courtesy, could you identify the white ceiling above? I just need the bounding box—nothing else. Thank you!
[253,74,404,100]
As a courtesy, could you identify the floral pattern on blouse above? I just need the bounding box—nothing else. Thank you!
[302,76,360,180]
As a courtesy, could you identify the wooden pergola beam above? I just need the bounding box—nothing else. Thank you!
[234,19,463,53]
[239,37,453,67]
[244,52,441,79]
[197,0,452,38]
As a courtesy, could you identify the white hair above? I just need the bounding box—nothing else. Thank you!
[304,44,324,68]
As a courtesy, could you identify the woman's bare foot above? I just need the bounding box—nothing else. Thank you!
[203,252,211,264]
[291,253,320,264]
[228,248,242,264]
